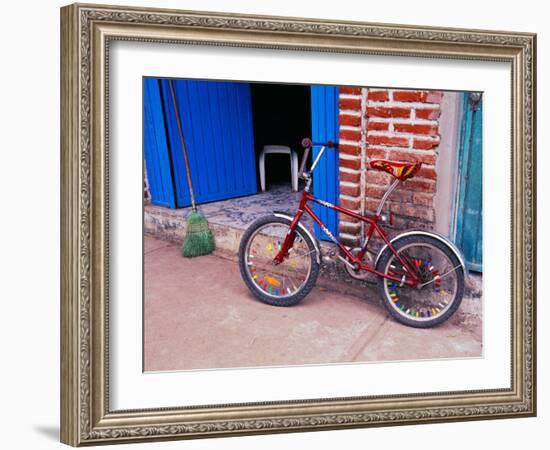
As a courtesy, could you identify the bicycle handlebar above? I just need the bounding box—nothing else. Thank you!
[301,138,338,149]
[299,137,338,179]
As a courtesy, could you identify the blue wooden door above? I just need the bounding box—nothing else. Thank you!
[311,86,340,241]
[159,79,258,207]
[143,78,176,208]
[454,92,483,272]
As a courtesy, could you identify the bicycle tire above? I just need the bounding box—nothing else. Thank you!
[239,215,320,306]
[375,235,465,328]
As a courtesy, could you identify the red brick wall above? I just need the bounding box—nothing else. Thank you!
[338,87,444,247]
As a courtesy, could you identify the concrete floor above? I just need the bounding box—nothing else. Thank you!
[144,236,482,372]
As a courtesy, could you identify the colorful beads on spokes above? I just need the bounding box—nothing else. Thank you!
[386,257,446,319]
[248,261,300,298]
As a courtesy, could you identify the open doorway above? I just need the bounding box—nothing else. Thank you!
[250,83,312,188]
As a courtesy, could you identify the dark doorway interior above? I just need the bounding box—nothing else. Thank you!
[250,83,312,187]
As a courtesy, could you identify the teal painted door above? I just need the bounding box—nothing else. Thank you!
[311,86,339,241]
[454,92,483,272]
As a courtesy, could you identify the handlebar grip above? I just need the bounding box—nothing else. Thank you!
[301,138,312,149]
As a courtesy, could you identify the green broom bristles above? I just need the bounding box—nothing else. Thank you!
[181,210,215,257]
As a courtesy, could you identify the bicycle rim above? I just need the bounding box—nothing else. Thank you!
[244,223,313,300]
[383,242,459,322]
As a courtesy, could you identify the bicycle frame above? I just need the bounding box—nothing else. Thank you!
[273,143,421,287]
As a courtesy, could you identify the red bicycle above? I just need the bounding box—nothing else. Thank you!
[239,138,467,328]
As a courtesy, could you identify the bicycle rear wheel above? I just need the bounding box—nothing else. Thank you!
[376,235,465,328]
[239,215,320,306]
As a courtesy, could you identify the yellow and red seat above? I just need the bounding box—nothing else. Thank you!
[369,159,422,181]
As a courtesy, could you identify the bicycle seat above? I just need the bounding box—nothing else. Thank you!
[369,159,422,181]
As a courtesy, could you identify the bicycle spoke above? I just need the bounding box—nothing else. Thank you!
[418,264,462,287]
[285,249,316,260]
[384,242,459,322]
[283,266,301,295]
[244,221,313,300]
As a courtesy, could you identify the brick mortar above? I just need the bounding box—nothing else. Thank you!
[367,130,439,139]
[339,139,361,146]
[368,116,438,122]
[367,100,442,109]
[340,125,362,131]
[339,110,362,116]
[340,193,361,199]
[339,153,361,161]
[339,93,362,99]
[340,180,359,188]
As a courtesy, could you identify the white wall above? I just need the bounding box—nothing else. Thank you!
[0,1,546,449]
[434,91,462,236]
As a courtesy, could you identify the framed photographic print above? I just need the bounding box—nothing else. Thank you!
[60,3,536,446]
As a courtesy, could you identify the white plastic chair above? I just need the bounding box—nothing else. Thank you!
[259,145,299,192]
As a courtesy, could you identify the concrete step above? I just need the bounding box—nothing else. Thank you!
[144,204,371,289]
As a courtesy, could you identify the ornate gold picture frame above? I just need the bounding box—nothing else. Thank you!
[60,3,536,446]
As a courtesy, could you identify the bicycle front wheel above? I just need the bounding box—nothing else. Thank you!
[238,215,320,306]
[376,235,465,328]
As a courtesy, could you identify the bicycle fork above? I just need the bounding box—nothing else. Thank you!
[273,210,305,264]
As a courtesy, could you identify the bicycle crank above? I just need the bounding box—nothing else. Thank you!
[344,248,373,280]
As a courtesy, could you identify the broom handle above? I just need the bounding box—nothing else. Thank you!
[168,79,197,212]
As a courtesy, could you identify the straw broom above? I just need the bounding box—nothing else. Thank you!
[168,79,215,257]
